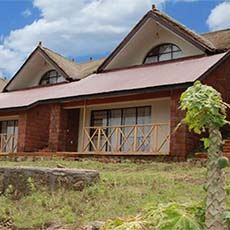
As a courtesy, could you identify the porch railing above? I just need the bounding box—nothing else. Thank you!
[0,134,18,153]
[83,123,170,154]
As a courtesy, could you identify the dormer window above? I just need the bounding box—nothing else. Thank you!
[39,70,65,86]
[144,43,183,64]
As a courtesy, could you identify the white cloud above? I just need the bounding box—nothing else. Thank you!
[207,1,230,31]
[0,0,201,78]
[22,9,32,17]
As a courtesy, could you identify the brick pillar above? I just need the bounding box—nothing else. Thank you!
[169,90,187,160]
[48,104,67,152]
[169,90,199,160]
[17,112,27,152]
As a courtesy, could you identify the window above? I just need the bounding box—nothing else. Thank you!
[91,106,151,127]
[90,106,151,151]
[39,70,65,85]
[144,43,183,64]
[0,120,18,152]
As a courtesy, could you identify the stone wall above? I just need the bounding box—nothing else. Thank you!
[0,167,99,194]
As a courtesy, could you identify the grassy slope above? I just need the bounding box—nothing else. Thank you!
[0,160,228,229]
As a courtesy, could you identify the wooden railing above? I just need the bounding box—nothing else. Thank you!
[0,134,18,153]
[83,123,170,154]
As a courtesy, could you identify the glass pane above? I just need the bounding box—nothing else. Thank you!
[137,107,151,124]
[109,109,122,126]
[40,70,65,85]
[159,44,172,53]
[108,110,122,151]
[172,45,180,51]
[57,75,65,83]
[173,51,183,59]
[159,53,171,61]
[7,121,15,135]
[137,107,151,152]
[122,108,136,152]
[91,111,108,127]
[49,77,57,84]
[145,56,158,64]
[122,108,136,125]
[1,121,7,134]
[49,70,57,77]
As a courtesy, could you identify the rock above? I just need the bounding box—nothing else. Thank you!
[0,167,99,196]
[46,223,69,230]
[83,221,105,230]
[57,164,66,168]
[0,219,16,230]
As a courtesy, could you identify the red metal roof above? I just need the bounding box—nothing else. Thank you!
[0,53,228,110]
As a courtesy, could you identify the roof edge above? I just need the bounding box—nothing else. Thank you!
[0,82,192,113]
[3,46,40,92]
[1,51,228,112]
[3,45,73,92]
[97,9,217,73]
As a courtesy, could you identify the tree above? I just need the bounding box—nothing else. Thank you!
[180,81,230,230]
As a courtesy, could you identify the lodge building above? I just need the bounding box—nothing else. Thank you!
[0,6,229,160]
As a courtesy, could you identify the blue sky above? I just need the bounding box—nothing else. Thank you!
[165,0,222,33]
[0,0,229,78]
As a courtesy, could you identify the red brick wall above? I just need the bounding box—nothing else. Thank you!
[18,112,27,152]
[21,105,51,152]
[0,106,51,152]
[0,104,79,153]
[169,89,192,160]
[48,105,80,152]
[48,104,67,152]
[169,54,230,159]
[203,55,230,138]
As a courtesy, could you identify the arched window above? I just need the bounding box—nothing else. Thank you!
[144,43,183,64]
[39,70,65,85]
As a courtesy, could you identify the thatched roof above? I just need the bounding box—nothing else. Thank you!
[0,78,7,92]
[41,46,105,80]
[152,8,216,51]
[202,29,230,51]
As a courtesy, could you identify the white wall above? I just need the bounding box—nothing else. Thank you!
[105,18,204,70]
[7,51,55,91]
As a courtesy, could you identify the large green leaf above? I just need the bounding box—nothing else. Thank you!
[145,203,202,230]
[100,216,151,230]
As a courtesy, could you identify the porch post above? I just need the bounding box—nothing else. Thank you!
[48,104,67,152]
[170,90,199,160]
[170,90,188,160]
[81,101,87,152]
[17,112,27,152]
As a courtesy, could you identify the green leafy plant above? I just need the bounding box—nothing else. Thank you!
[101,216,150,230]
[180,81,230,230]
[144,203,203,230]
[101,202,205,230]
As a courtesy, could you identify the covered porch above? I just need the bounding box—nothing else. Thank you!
[64,97,171,155]
[0,96,171,157]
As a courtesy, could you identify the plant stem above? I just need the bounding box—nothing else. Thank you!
[205,127,227,230]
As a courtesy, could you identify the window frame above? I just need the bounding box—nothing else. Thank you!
[0,120,18,135]
[143,43,183,64]
[90,106,152,152]
[90,106,152,128]
[39,70,66,86]
[0,120,18,153]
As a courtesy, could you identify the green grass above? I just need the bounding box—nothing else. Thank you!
[0,159,229,229]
